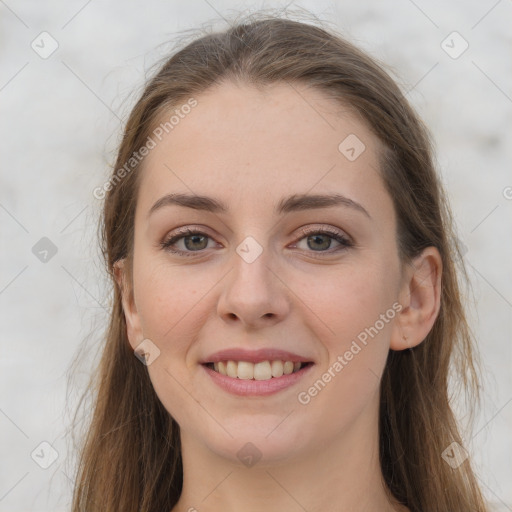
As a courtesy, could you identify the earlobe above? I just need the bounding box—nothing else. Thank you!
[113,259,142,350]
[390,247,442,351]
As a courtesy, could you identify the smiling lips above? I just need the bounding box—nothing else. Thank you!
[201,348,314,392]
[208,359,304,380]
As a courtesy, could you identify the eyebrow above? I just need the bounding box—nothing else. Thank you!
[147,192,371,219]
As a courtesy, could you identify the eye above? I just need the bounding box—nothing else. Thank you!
[160,228,217,257]
[160,226,353,258]
[291,226,353,256]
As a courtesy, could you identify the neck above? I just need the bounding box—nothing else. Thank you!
[171,390,406,512]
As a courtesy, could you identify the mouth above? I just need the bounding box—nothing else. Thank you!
[202,360,314,380]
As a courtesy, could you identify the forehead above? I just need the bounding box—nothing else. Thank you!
[136,81,393,224]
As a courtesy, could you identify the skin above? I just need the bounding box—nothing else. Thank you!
[115,81,442,512]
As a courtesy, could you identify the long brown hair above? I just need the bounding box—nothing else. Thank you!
[69,11,489,512]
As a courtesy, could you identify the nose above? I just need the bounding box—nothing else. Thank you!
[216,243,290,329]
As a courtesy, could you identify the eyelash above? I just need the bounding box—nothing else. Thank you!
[160,226,353,258]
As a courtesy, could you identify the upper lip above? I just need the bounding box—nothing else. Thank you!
[200,348,314,364]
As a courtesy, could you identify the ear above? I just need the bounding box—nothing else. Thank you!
[114,259,143,350]
[390,247,442,351]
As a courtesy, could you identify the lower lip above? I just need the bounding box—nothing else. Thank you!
[201,363,314,396]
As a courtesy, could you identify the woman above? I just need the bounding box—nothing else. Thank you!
[71,13,489,512]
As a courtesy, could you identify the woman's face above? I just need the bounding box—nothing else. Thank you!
[122,81,406,465]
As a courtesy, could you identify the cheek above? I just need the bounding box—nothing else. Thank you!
[306,261,396,347]
[294,269,395,437]
[299,263,396,404]
[133,259,214,355]
[132,260,213,425]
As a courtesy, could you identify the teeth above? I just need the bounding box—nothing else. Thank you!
[237,361,253,380]
[254,361,271,380]
[271,360,283,378]
[226,360,237,378]
[210,360,305,380]
[283,361,294,375]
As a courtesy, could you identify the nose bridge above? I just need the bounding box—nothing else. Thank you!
[217,234,288,326]
[234,236,272,290]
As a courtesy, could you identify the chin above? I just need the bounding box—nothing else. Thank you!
[197,418,311,467]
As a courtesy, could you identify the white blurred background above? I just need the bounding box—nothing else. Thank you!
[1,1,511,510]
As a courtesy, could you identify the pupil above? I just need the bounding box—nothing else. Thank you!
[185,235,207,251]
[308,234,330,251]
